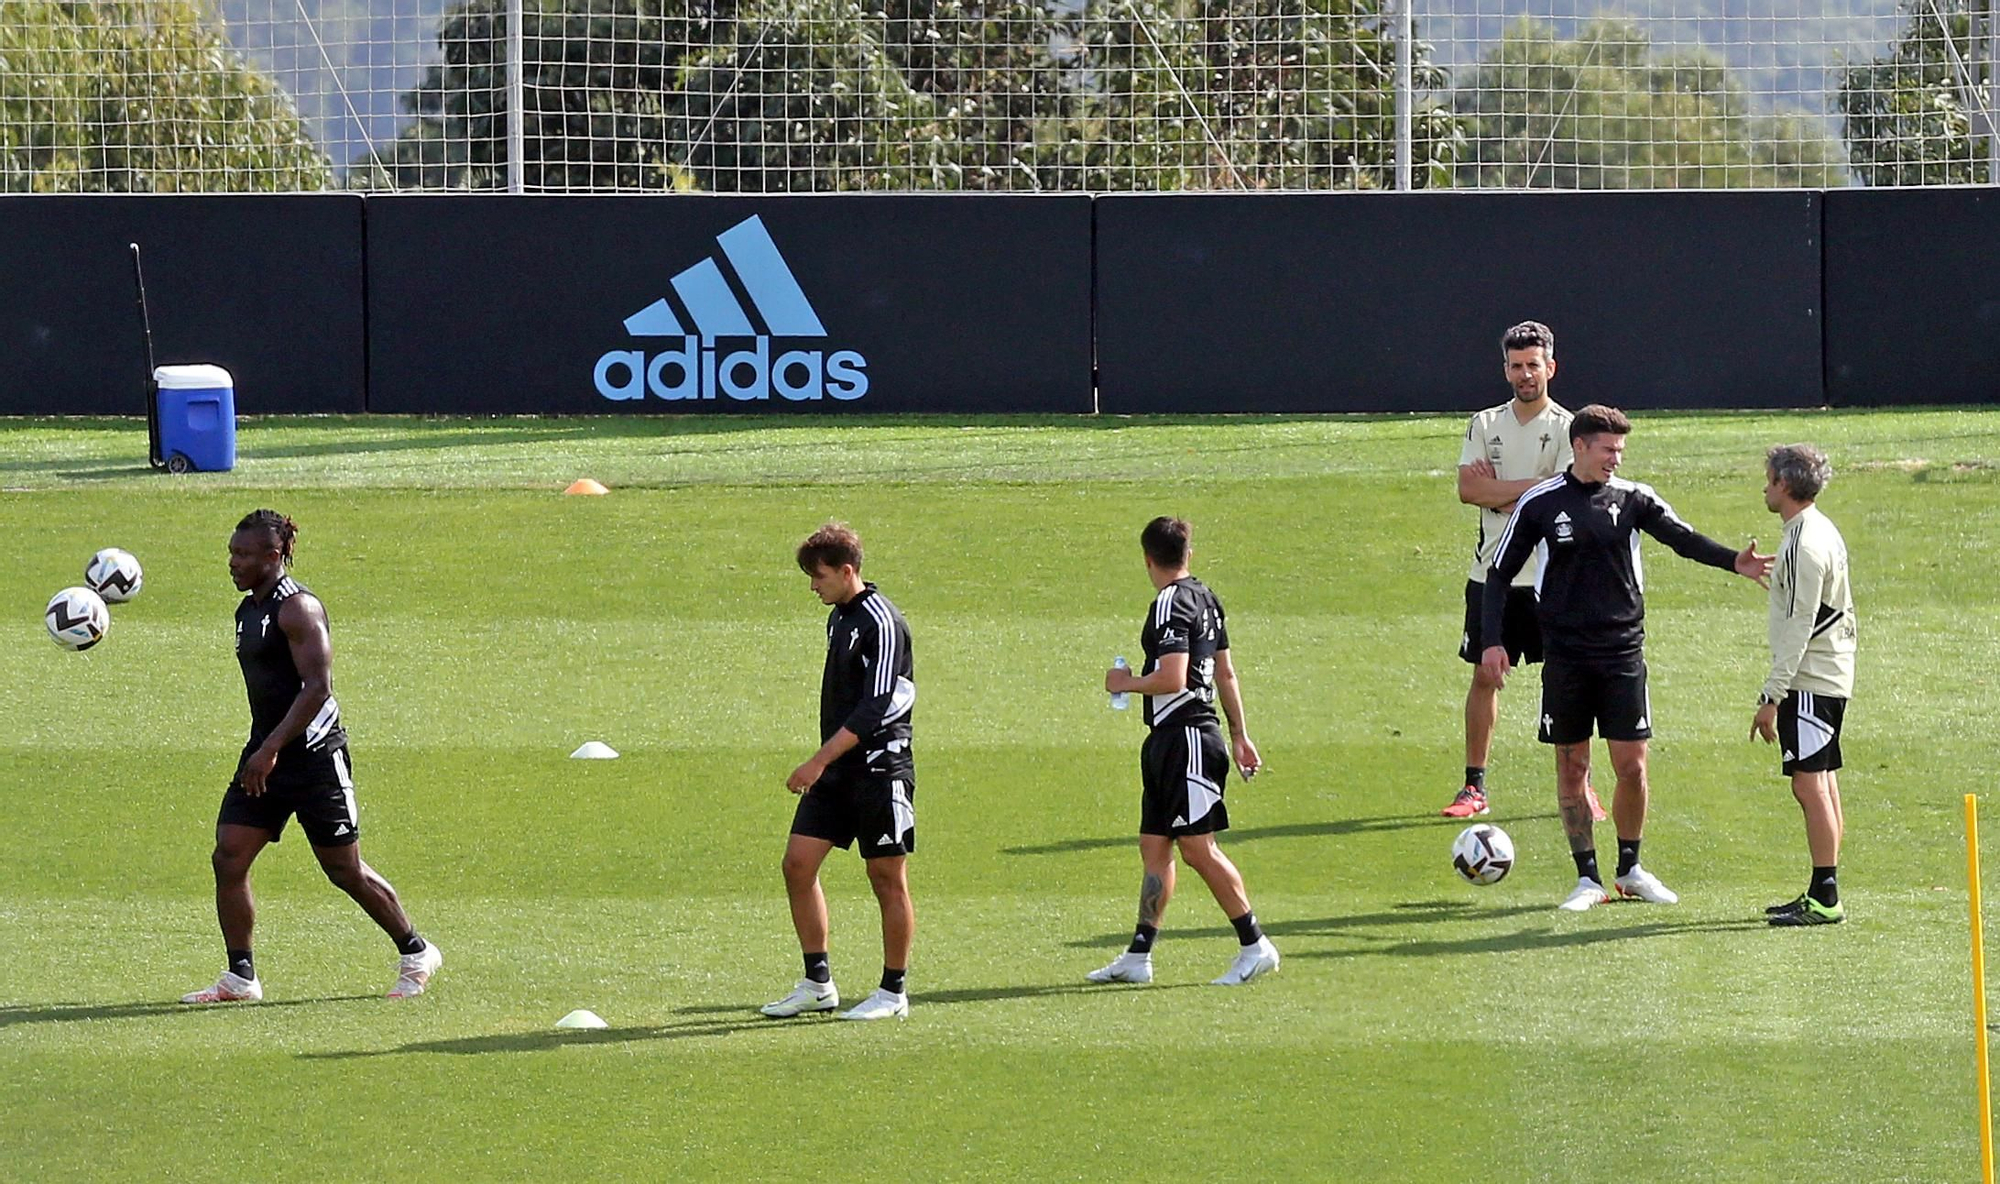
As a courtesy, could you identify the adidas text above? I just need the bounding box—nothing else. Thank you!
[596,338,867,402]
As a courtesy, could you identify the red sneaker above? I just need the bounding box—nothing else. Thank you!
[1441,786,1489,818]
[1584,783,1608,823]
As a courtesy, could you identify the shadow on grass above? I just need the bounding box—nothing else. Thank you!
[300,1017,785,1058]
[1291,913,1770,959]
[1003,813,1557,857]
[0,995,376,1028]
[1065,900,1553,949]
[300,980,1205,1059]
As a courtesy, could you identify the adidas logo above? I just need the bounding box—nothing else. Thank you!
[878,833,896,846]
[333,823,352,835]
[594,216,869,403]
[1554,511,1571,524]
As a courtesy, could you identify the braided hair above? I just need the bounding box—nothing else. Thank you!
[236,509,298,566]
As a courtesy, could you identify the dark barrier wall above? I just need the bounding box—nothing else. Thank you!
[366,195,1094,413]
[1095,192,1825,414]
[0,195,366,415]
[1825,188,2000,406]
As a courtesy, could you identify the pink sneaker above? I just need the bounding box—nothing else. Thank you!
[1441,786,1490,818]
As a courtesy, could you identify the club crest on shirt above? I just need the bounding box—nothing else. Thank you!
[1553,510,1574,542]
[1607,503,1621,525]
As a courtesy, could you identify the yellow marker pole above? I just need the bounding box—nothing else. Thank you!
[1969,793,1995,1184]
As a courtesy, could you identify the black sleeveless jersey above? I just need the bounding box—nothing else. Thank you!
[235,576,344,753]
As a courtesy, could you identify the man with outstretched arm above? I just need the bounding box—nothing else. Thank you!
[1481,407,1772,912]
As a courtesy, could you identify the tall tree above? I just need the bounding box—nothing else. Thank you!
[0,0,329,191]
[1455,18,1840,189]
[366,0,1458,191]
[1838,0,1995,186]
[353,0,733,190]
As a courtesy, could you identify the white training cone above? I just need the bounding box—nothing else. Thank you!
[555,1009,609,1030]
[569,741,619,759]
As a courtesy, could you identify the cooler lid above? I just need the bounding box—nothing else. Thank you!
[154,364,234,390]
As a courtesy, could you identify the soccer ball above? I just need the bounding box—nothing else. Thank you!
[46,587,110,651]
[84,548,143,602]
[1452,824,1515,885]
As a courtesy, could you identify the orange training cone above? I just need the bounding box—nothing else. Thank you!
[564,478,609,496]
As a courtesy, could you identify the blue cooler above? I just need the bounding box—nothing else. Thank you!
[153,364,236,473]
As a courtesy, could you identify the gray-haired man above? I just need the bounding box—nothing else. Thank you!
[1752,444,1857,926]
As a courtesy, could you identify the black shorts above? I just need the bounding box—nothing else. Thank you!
[1140,721,1231,837]
[218,740,360,846]
[1539,654,1652,744]
[1779,690,1846,775]
[1461,580,1544,665]
[791,767,915,859]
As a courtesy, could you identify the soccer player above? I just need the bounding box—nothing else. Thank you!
[1750,445,1856,927]
[1088,517,1279,987]
[181,511,441,1003]
[761,523,917,1022]
[1443,321,1604,823]
[1481,407,1772,911]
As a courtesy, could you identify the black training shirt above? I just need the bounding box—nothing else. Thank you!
[1484,470,1737,660]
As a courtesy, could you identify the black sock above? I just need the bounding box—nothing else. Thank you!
[1573,850,1602,885]
[1810,866,1839,907]
[1127,924,1158,955]
[880,967,906,995]
[803,952,831,984]
[227,948,255,981]
[1229,911,1263,946]
[395,932,427,956]
[1465,766,1486,791]
[1616,839,1641,879]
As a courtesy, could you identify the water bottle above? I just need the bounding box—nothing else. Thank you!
[1110,656,1131,710]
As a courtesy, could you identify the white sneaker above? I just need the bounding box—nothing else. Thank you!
[1211,937,1280,986]
[837,988,909,1021]
[759,979,839,1018]
[388,942,443,999]
[180,970,262,1004]
[1614,866,1680,904]
[1085,952,1154,984]
[1558,878,1611,912]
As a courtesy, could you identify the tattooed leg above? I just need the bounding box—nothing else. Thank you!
[1137,833,1176,929]
[1555,742,1595,853]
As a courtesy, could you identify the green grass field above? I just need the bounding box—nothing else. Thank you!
[2,410,1997,1181]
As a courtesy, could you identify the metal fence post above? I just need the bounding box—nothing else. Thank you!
[507,0,526,194]
[1395,0,1413,191]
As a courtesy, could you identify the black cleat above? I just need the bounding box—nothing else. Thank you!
[1765,894,1808,916]
[1769,897,1845,926]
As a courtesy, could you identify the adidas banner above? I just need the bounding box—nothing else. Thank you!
[366,196,1094,414]
[1095,192,1825,414]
